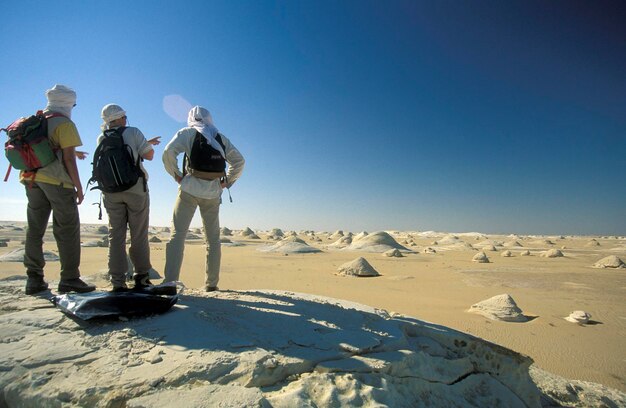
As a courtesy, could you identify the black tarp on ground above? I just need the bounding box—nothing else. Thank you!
[52,287,179,320]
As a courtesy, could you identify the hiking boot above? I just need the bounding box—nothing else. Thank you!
[205,286,219,292]
[58,278,96,294]
[133,274,153,290]
[25,276,49,295]
[111,285,129,293]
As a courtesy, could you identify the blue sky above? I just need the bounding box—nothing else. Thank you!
[1,0,624,235]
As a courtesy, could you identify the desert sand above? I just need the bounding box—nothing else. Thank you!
[0,221,625,406]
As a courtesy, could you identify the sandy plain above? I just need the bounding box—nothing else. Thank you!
[0,222,624,394]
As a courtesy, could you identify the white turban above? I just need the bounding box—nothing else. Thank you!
[45,84,76,118]
[187,106,225,158]
[101,104,127,129]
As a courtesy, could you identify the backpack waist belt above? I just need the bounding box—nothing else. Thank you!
[188,170,226,181]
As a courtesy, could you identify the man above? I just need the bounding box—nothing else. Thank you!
[23,84,95,295]
[162,106,244,291]
[97,104,160,291]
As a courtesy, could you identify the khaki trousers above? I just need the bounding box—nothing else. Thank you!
[24,182,81,280]
[103,189,152,287]
[164,190,221,287]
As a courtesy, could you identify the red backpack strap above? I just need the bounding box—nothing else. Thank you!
[3,164,12,182]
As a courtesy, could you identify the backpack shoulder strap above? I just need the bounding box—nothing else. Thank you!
[215,133,226,151]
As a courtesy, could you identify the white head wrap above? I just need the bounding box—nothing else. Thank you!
[44,84,76,118]
[187,106,225,158]
[101,104,127,129]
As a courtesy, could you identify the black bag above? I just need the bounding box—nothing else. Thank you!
[89,127,144,193]
[184,130,226,175]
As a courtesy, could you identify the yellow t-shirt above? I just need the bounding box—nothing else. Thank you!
[20,121,82,187]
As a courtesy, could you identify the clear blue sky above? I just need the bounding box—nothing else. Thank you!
[1,0,624,235]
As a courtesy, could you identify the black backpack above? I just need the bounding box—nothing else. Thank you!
[184,131,226,176]
[88,127,144,193]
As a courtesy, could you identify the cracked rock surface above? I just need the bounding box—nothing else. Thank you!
[1,276,623,407]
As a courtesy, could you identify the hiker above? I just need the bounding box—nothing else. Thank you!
[162,106,245,291]
[22,84,96,295]
[96,104,161,292]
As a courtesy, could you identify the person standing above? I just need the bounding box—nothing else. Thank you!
[162,106,244,291]
[23,84,95,295]
[97,104,160,291]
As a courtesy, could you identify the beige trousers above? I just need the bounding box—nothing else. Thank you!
[164,190,221,287]
[103,187,151,288]
[24,182,81,280]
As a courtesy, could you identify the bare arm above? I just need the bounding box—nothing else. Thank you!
[142,149,155,161]
[62,146,84,205]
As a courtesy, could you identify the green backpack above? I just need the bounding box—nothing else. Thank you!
[1,111,63,181]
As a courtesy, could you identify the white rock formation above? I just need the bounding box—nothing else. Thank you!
[0,248,59,262]
[541,249,564,258]
[565,311,591,324]
[383,249,404,257]
[345,231,409,253]
[240,227,256,237]
[269,228,285,238]
[328,236,352,248]
[258,236,322,254]
[468,294,528,322]
[520,250,531,256]
[592,255,625,269]
[337,257,380,277]
[472,252,490,263]
[0,278,555,407]
[501,250,513,257]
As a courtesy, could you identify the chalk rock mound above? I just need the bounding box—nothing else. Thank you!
[592,255,625,269]
[185,233,202,240]
[468,294,528,322]
[442,242,476,251]
[438,234,460,244]
[0,242,7,248]
[269,228,284,238]
[353,231,369,241]
[423,247,437,254]
[530,366,626,408]
[520,250,531,256]
[97,225,109,234]
[530,239,555,247]
[345,231,410,253]
[337,257,381,277]
[81,237,109,248]
[149,236,162,243]
[240,227,256,237]
[482,245,498,252]
[383,249,404,258]
[259,236,322,254]
[329,236,352,248]
[0,278,557,407]
[161,227,170,233]
[477,240,503,248]
[472,252,490,263]
[329,230,345,240]
[220,227,232,236]
[501,250,513,257]
[541,249,564,258]
[0,248,59,262]
[564,311,591,324]
[585,240,600,247]
[503,240,524,248]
